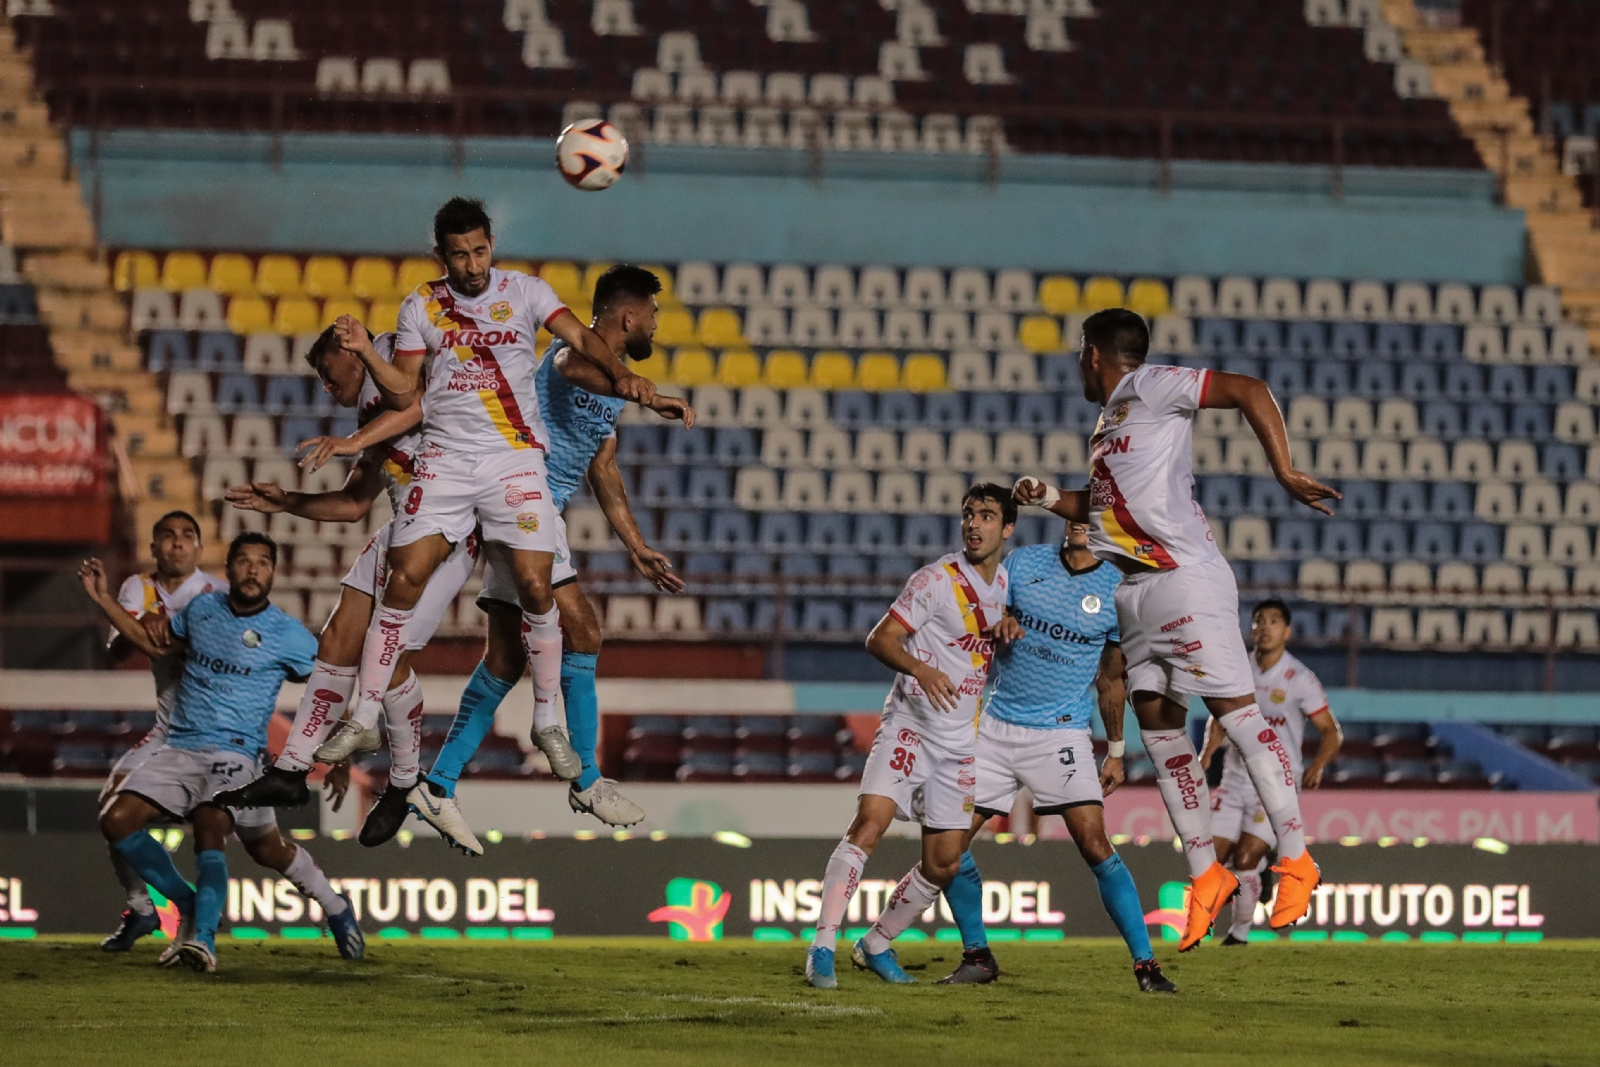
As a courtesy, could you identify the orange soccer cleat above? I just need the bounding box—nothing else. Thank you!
[1269,850,1321,929]
[1179,862,1239,952]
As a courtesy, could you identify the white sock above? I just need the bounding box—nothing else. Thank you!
[383,671,425,789]
[1216,705,1308,859]
[811,838,867,952]
[1141,729,1218,878]
[110,845,154,915]
[281,844,347,915]
[861,865,940,954]
[1230,857,1267,940]
[276,660,359,771]
[520,607,563,732]
[351,605,415,730]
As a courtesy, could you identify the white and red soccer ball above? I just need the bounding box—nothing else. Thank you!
[556,119,629,191]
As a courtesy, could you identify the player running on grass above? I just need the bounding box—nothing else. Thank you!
[84,533,362,973]
[806,485,1013,990]
[313,198,655,796]
[1014,308,1340,951]
[412,264,691,848]
[1199,597,1341,945]
[935,520,1177,993]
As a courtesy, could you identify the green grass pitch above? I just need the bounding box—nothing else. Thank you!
[5,938,1599,1067]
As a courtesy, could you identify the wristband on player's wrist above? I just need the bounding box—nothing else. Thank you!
[1105,739,1126,759]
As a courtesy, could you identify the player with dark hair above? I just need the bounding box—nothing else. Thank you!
[82,533,360,972]
[1016,307,1340,951]
[806,485,1015,989]
[1199,597,1342,944]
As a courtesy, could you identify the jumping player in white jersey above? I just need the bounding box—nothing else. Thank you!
[316,198,655,785]
[805,485,1014,990]
[1015,308,1340,951]
[212,326,474,848]
[1200,597,1341,944]
[96,514,355,962]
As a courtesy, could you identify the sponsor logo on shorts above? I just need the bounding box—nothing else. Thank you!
[897,728,922,748]
[241,629,261,648]
[1183,665,1208,678]
[1159,615,1194,633]
[505,485,543,507]
[957,768,976,789]
[1081,594,1102,614]
[517,512,539,532]
[1172,639,1203,657]
[962,796,975,813]
[489,301,513,322]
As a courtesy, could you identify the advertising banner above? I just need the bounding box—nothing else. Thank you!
[1,834,1595,941]
[0,393,103,496]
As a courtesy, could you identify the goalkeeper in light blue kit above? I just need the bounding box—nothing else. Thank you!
[936,519,1177,993]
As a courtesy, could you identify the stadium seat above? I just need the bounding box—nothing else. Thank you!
[114,250,159,292]
[811,352,856,390]
[273,297,320,335]
[902,353,947,392]
[161,252,208,292]
[227,296,273,334]
[1037,276,1079,315]
[857,352,901,390]
[716,348,762,387]
[764,350,809,388]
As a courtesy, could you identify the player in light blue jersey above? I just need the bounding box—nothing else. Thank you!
[84,532,361,972]
[411,264,694,845]
[936,520,1177,994]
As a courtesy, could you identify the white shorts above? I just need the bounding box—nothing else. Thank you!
[1211,774,1274,847]
[858,715,976,832]
[339,517,478,647]
[973,716,1104,816]
[118,745,276,836]
[477,521,576,610]
[392,446,559,554]
[1114,555,1254,701]
[108,726,166,783]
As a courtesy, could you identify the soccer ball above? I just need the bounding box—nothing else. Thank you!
[556,120,628,191]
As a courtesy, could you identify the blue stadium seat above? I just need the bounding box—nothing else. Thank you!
[714,427,758,464]
[685,551,728,575]
[638,467,685,504]
[1247,477,1293,517]
[1266,359,1307,397]
[758,512,805,550]
[969,392,1013,430]
[876,554,915,580]
[1275,519,1317,557]
[1287,603,1322,640]
[263,375,309,415]
[1488,365,1528,402]
[753,598,799,632]
[733,552,773,576]
[1231,561,1251,588]
[586,552,629,574]
[705,598,751,631]
[1465,402,1506,439]
[903,514,953,552]
[1542,443,1583,482]
[1399,362,1441,400]
[878,391,920,429]
[1367,521,1408,561]
[1385,481,1428,519]
[708,509,754,547]
[1060,396,1101,433]
[1201,475,1246,517]
[1038,355,1076,390]
[146,330,191,370]
[1329,322,1370,358]
[215,373,261,414]
[1323,605,1368,640]
[923,392,966,430]
[1197,318,1238,354]
[195,331,241,369]
[832,391,874,429]
[1374,323,1415,358]
[828,552,871,578]
[1318,520,1365,560]
[1354,361,1396,398]
[1014,393,1057,429]
[1444,363,1484,400]
[1421,400,1462,439]
[1457,523,1501,563]
[1251,561,1295,587]
[661,510,707,548]
[1531,366,1572,402]
[779,553,820,577]
[851,600,886,631]
[665,425,712,462]
[1285,321,1326,358]
[806,513,851,550]
[685,466,731,505]
[1338,480,1384,519]
[1309,361,1352,398]
[1241,320,1282,356]
[1222,357,1261,379]
[1008,514,1048,546]
[854,513,898,550]
[1510,402,1550,439]
[329,413,356,438]
[1429,482,1472,519]
[1411,522,1455,561]
[279,416,321,454]
[0,284,38,322]
[617,424,663,462]
[801,599,849,633]
[1418,324,1460,359]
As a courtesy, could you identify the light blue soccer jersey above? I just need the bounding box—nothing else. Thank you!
[165,591,318,757]
[537,341,626,510]
[987,544,1123,731]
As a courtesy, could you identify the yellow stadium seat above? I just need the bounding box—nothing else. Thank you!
[654,308,697,347]
[350,257,398,301]
[1082,276,1125,311]
[1018,315,1063,353]
[670,347,716,386]
[716,348,763,387]
[631,348,663,382]
[857,352,901,391]
[256,254,304,298]
[114,251,159,292]
[368,301,401,333]
[581,262,613,295]
[642,264,676,300]
[1038,275,1080,315]
[303,256,350,300]
[498,259,533,277]
[539,261,582,303]
[207,253,256,296]
[273,296,320,335]
[562,302,594,327]
[160,252,207,292]
[764,350,809,389]
[226,295,272,334]
[902,353,947,392]
[1127,278,1171,317]
[397,257,439,294]
[697,308,744,348]
[322,298,367,326]
[810,351,856,390]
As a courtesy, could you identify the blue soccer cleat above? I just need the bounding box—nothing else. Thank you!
[326,893,365,960]
[805,945,837,989]
[101,909,162,953]
[852,939,916,984]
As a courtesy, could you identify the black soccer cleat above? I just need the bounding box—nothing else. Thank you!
[1221,933,1250,946]
[935,946,1001,985]
[213,766,310,809]
[1134,958,1178,994]
[101,908,162,952]
[359,784,412,847]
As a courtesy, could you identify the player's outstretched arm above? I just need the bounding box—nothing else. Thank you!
[866,613,960,712]
[1200,370,1341,516]
[224,460,383,524]
[1301,709,1343,790]
[1096,642,1129,795]
[548,311,658,407]
[1012,477,1089,522]
[587,439,684,593]
[79,559,184,660]
[339,314,423,410]
[552,349,695,427]
[298,400,423,473]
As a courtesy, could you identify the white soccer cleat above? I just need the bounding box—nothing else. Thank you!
[314,721,382,764]
[532,725,583,781]
[158,911,195,967]
[568,778,645,827]
[406,783,485,856]
[177,939,217,973]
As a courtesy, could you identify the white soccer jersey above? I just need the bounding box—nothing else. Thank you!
[1087,363,1222,571]
[114,568,226,732]
[394,267,571,456]
[882,552,1008,749]
[1222,650,1330,787]
[357,332,425,514]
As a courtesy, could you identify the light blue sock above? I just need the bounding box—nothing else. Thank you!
[560,652,601,790]
[424,661,516,798]
[194,850,228,949]
[112,831,195,914]
[1091,853,1153,962]
[943,851,988,950]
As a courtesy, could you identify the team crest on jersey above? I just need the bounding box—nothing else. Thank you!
[1270,688,1288,704]
[241,630,262,648]
[1111,402,1130,425]
[517,512,540,532]
[489,301,513,322]
[1081,594,1102,614]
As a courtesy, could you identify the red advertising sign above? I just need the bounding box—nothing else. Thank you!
[0,393,103,496]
